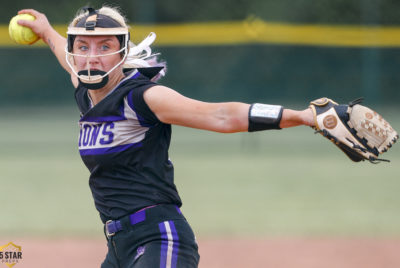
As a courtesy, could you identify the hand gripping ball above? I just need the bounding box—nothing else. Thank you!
[9,14,39,45]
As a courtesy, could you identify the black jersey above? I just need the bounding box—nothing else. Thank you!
[75,69,182,223]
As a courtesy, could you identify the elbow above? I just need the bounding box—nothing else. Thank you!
[216,117,247,133]
[212,105,248,133]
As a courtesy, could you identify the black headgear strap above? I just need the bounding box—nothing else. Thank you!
[68,7,128,52]
[75,7,122,30]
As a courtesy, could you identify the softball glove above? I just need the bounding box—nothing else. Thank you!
[309,97,398,163]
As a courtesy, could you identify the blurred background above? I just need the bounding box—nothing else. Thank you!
[1,0,400,105]
[0,0,399,241]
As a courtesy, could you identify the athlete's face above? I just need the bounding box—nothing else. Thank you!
[72,35,123,74]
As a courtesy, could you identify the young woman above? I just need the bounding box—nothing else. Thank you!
[17,6,314,268]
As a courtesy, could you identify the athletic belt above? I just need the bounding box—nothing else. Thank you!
[105,204,182,238]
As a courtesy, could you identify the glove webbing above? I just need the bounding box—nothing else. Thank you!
[314,129,390,163]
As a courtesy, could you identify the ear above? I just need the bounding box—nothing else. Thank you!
[120,44,129,59]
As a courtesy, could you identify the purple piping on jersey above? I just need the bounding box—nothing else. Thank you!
[127,90,154,127]
[79,142,142,156]
[79,115,124,122]
[130,71,141,80]
[80,103,127,123]
[79,72,139,122]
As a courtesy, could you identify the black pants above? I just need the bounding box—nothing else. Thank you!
[101,204,200,268]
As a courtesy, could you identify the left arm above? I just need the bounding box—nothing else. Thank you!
[280,108,314,128]
[144,85,314,133]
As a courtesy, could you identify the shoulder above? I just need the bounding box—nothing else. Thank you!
[143,85,180,108]
[125,78,161,125]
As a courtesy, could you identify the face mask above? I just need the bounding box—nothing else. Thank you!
[65,41,128,90]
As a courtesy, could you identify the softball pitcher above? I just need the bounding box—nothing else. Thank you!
[15,5,397,268]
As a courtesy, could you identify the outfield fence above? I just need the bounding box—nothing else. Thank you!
[1,4,399,106]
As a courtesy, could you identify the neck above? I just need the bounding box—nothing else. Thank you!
[88,72,125,105]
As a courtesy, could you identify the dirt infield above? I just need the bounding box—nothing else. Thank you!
[2,237,400,268]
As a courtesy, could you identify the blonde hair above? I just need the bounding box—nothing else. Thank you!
[69,6,166,81]
[69,6,128,28]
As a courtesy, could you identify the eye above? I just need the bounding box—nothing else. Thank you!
[101,44,110,51]
[78,45,89,51]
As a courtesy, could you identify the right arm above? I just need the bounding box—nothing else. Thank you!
[17,9,78,86]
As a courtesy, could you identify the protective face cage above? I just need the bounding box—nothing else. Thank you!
[65,7,130,89]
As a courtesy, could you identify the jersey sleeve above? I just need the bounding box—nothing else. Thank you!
[128,81,160,126]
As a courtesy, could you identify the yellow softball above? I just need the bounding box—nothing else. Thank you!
[9,14,39,45]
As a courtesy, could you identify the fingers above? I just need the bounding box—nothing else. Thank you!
[15,19,31,27]
[18,9,41,17]
[14,9,51,38]
[16,18,37,29]
[16,9,40,27]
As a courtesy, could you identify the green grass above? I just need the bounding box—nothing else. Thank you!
[0,106,399,238]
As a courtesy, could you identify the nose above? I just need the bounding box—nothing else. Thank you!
[87,47,99,56]
[87,48,100,65]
